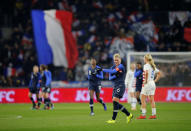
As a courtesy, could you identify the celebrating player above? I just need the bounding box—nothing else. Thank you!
[88,58,107,116]
[28,65,41,109]
[103,53,133,124]
[125,63,136,110]
[134,62,143,106]
[40,64,53,110]
[137,54,160,119]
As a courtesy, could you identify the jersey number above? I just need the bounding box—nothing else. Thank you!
[151,70,154,79]
[89,70,91,75]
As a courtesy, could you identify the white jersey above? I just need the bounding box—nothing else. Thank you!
[125,69,135,88]
[143,63,159,82]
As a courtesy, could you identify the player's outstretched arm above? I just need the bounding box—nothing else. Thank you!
[103,64,123,74]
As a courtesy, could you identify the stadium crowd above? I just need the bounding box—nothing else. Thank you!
[0,0,191,87]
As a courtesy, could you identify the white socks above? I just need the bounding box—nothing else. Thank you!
[152,108,156,116]
[131,98,137,109]
[142,108,146,116]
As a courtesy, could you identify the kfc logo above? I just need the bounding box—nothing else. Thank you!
[50,90,59,102]
[75,90,104,101]
[166,89,191,101]
[0,91,15,102]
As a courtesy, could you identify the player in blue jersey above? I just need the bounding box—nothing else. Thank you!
[134,62,143,105]
[102,54,133,124]
[88,58,107,116]
[40,64,53,110]
[28,65,41,109]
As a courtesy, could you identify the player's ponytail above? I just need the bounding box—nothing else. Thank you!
[145,54,156,70]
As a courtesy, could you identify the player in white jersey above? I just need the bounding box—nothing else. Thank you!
[125,63,136,110]
[137,54,160,119]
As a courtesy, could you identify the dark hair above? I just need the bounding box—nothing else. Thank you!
[136,61,142,65]
[40,64,46,71]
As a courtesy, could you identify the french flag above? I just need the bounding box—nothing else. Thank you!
[31,10,78,68]
[4,67,16,77]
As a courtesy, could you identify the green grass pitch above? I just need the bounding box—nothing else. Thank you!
[0,103,191,131]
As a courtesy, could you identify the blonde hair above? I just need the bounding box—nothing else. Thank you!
[113,53,121,59]
[144,54,156,70]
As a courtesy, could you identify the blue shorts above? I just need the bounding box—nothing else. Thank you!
[42,86,51,93]
[29,88,40,94]
[136,86,142,92]
[113,84,125,99]
[89,85,101,93]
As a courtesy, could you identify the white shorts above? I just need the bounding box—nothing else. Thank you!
[141,81,156,96]
[127,84,135,93]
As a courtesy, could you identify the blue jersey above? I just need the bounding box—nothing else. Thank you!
[88,65,103,86]
[41,70,52,87]
[29,72,41,89]
[134,69,143,88]
[103,64,125,86]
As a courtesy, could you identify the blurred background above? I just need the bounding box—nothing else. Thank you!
[0,0,191,88]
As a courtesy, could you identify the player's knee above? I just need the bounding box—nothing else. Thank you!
[45,94,49,98]
[28,93,32,97]
[96,97,100,102]
[150,99,155,104]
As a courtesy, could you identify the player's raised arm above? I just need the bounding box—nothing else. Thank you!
[103,64,123,74]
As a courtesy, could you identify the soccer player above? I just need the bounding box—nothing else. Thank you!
[88,58,107,116]
[134,62,143,106]
[28,65,41,109]
[137,54,160,119]
[40,64,53,110]
[103,53,133,124]
[125,63,136,110]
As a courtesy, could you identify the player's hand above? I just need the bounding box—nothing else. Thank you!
[143,81,147,84]
[92,70,97,75]
[115,70,122,77]
[96,67,102,72]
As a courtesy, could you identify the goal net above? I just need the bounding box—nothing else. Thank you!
[127,52,191,87]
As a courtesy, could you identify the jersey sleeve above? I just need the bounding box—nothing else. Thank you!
[115,64,124,71]
[155,68,160,73]
[44,71,51,86]
[48,71,52,81]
